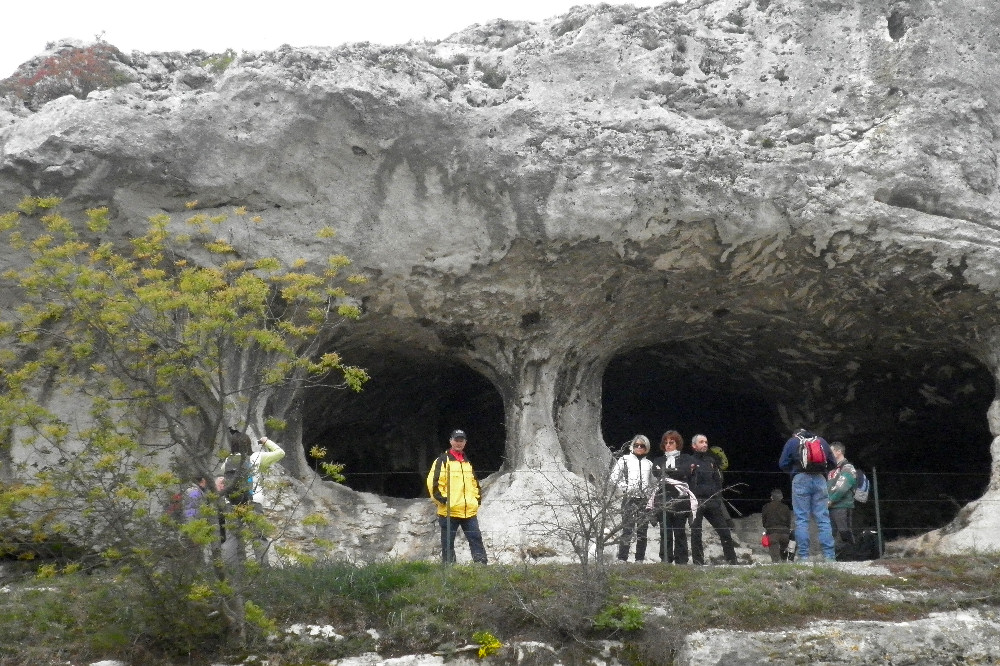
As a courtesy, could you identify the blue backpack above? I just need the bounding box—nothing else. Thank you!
[853,466,870,503]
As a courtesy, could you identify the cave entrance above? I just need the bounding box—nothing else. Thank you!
[601,343,994,540]
[301,347,506,498]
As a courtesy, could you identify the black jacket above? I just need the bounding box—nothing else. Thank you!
[687,449,725,499]
[651,452,694,483]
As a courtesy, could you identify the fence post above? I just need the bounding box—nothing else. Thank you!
[872,466,884,557]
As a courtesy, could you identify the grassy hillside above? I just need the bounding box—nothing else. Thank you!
[1,556,997,665]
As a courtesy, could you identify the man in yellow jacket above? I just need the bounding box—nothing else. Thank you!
[426,430,488,564]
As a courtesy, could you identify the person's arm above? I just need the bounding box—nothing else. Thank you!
[255,437,285,473]
[778,439,795,473]
[828,465,856,504]
[822,439,837,471]
[427,456,448,505]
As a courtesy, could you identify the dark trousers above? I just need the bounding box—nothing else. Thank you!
[691,497,737,564]
[659,509,690,563]
[618,497,649,561]
[830,507,855,559]
[766,528,791,562]
[439,515,488,564]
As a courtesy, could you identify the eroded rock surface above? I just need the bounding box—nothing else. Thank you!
[2,0,1000,558]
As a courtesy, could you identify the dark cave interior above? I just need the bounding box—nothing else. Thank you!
[302,342,994,541]
[601,344,995,539]
[302,349,507,499]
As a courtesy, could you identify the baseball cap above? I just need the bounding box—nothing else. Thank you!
[450,429,467,440]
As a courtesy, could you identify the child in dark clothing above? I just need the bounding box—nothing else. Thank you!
[761,488,793,562]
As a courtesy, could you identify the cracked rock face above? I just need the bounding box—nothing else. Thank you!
[2,0,1000,559]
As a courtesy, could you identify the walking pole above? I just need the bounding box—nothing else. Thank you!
[661,481,667,562]
[872,466,884,558]
[439,456,451,582]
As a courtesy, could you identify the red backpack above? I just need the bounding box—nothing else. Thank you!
[797,434,827,474]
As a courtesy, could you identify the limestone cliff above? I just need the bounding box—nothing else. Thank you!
[1,0,999,561]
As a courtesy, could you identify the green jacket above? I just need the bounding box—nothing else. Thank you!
[827,460,857,509]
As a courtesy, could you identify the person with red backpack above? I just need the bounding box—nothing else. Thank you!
[778,428,836,562]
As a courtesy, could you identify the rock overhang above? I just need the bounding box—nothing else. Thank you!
[1,0,999,554]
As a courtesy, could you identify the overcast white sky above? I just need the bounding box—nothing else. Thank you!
[1,0,666,79]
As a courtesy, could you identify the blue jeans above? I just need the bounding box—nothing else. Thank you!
[438,516,488,564]
[792,473,836,560]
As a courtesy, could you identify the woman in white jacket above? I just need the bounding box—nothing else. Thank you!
[609,434,654,562]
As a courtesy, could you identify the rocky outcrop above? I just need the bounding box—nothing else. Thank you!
[2,0,1000,559]
[677,609,1000,666]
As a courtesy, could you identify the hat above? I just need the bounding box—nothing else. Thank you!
[450,429,467,440]
[771,489,784,500]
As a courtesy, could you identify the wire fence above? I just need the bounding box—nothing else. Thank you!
[340,466,995,539]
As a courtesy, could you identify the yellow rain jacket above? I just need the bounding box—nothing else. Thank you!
[426,451,481,519]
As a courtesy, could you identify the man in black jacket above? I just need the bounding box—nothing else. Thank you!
[688,434,738,565]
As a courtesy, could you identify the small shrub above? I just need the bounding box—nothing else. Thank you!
[476,60,507,89]
[593,597,647,632]
[0,43,133,109]
[201,48,237,73]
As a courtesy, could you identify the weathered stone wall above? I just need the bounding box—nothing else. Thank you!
[2,0,1000,557]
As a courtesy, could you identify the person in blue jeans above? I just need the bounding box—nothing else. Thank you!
[778,429,836,561]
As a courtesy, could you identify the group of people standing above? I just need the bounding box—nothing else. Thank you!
[181,424,863,567]
[610,431,739,565]
[422,426,865,566]
[179,428,287,564]
[611,427,864,565]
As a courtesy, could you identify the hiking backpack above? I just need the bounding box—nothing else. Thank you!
[853,467,871,503]
[797,434,827,474]
[165,490,184,521]
[223,454,253,505]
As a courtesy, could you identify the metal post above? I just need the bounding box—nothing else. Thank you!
[872,466,884,558]
[661,482,668,562]
[439,456,452,581]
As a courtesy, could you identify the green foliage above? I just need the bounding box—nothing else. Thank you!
[593,596,647,632]
[201,48,237,73]
[0,556,998,663]
[473,630,502,658]
[0,197,368,644]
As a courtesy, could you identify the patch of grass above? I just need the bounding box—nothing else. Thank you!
[1,556,998,663]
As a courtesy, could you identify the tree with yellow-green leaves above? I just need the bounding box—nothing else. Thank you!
[0,196,368,645]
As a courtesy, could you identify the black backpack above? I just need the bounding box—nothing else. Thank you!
[223,454,253,505]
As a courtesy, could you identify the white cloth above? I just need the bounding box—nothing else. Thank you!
[646,478,699,516]
[609,453,654,498]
